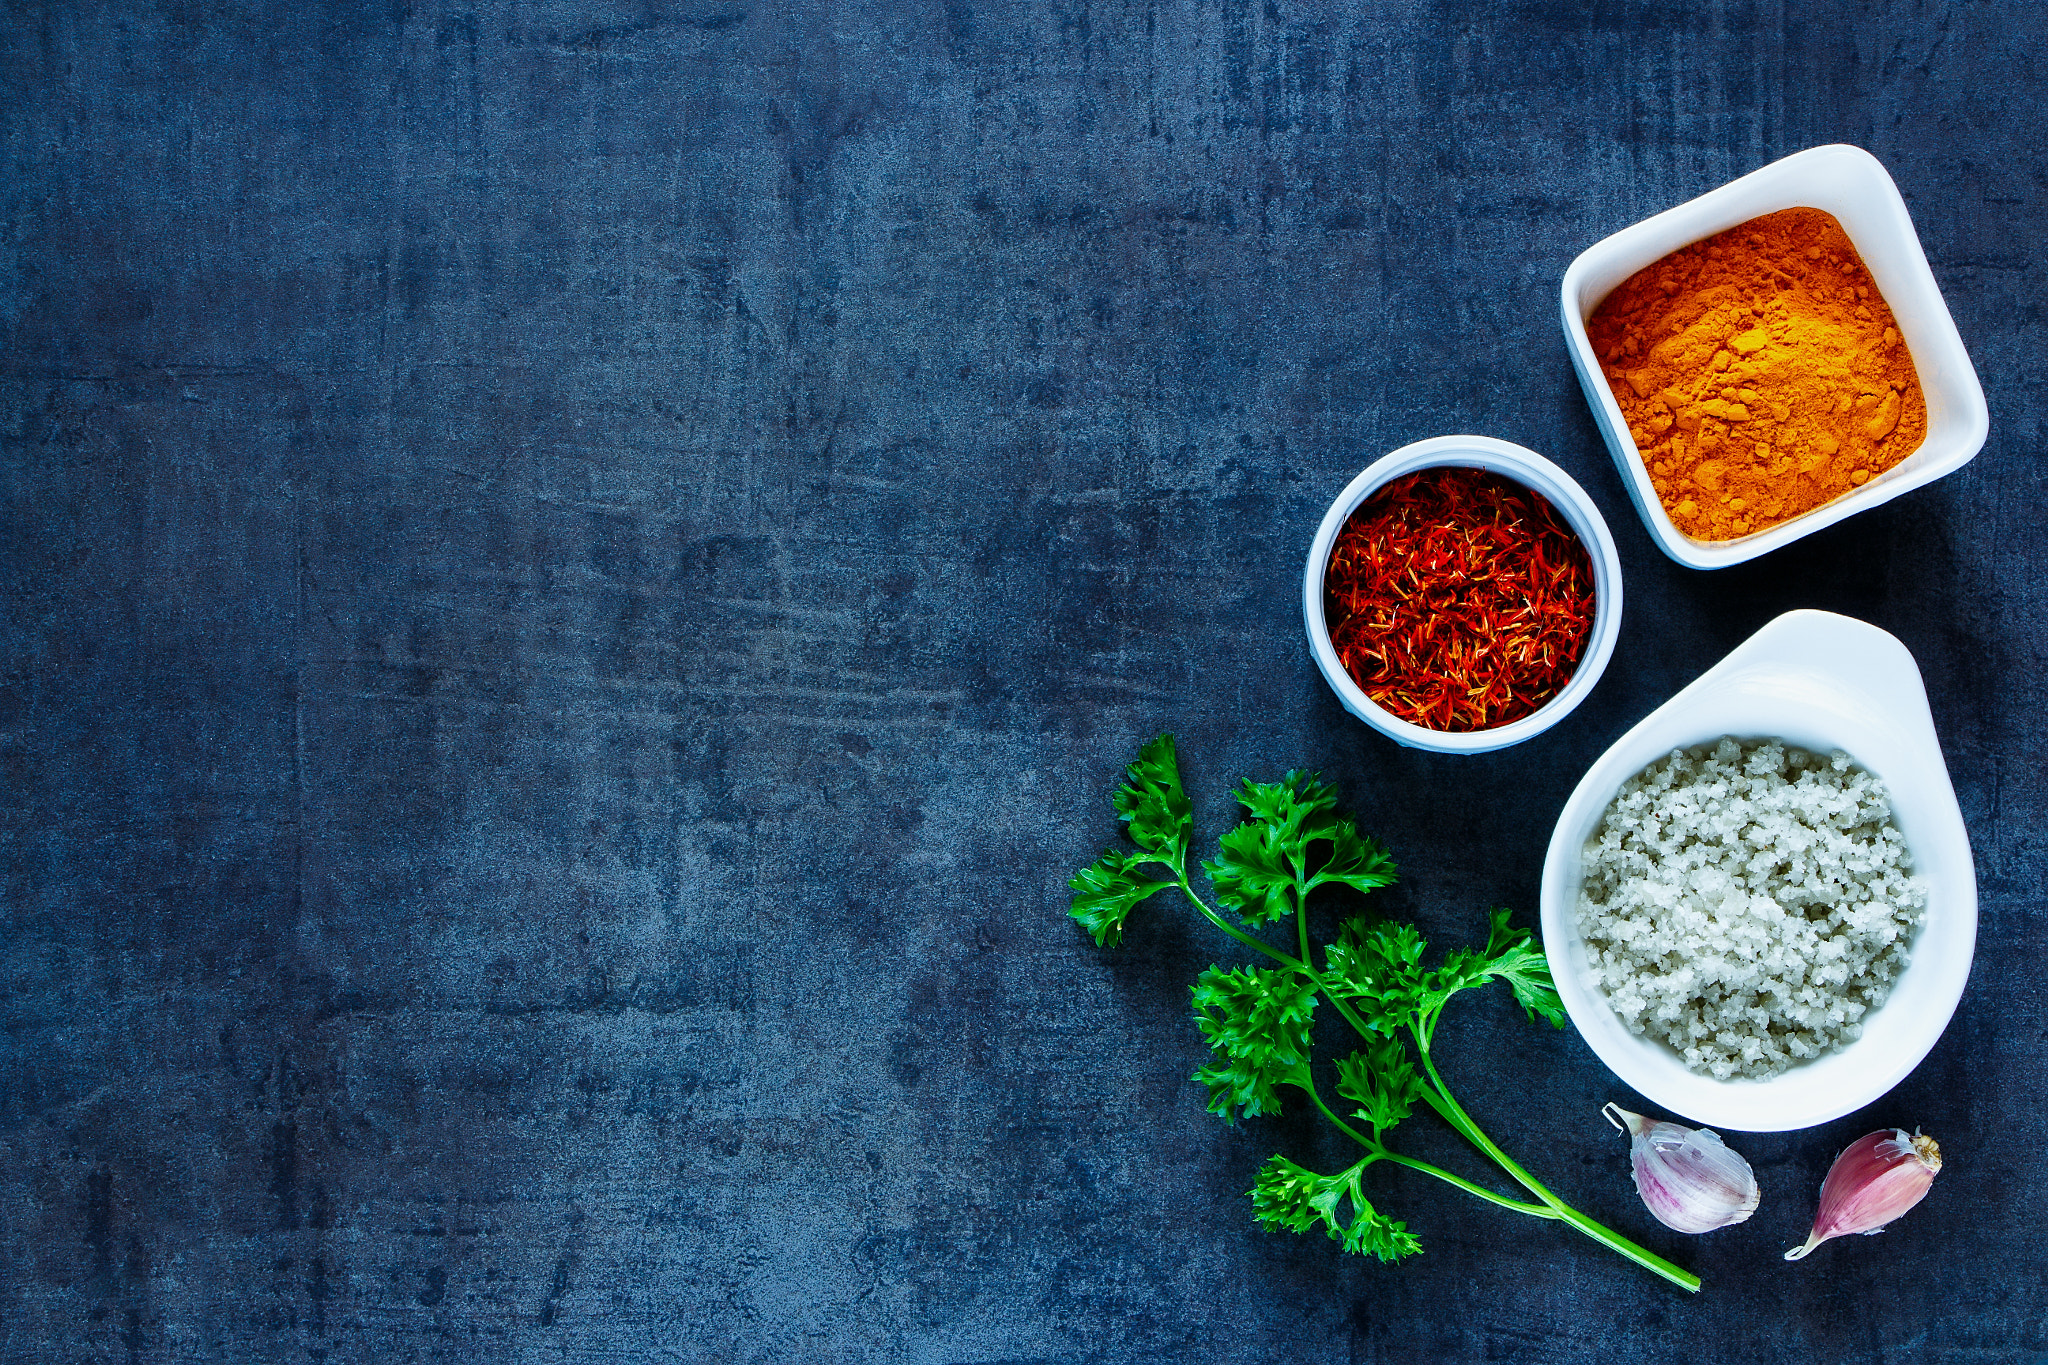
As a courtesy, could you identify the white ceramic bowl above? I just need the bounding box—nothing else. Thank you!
[1303,434,1623,755]
[1539,610,1976,1132]
[1560,144,1989,570]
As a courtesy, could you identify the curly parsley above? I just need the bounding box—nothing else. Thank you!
[1070,735,1700,1292]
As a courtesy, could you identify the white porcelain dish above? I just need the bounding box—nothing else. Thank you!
[1539,610,1975,1132]
[1560,144,1989,570]
[1302,434,1623,755]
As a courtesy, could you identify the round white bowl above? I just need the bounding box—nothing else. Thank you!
[1560,144,1989,570]
[1539,610,1976,1132]
[1302,434,1623,755]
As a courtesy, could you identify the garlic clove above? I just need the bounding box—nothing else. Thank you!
[1604,1103,1761,1234]
[1784,1128,1942,1261]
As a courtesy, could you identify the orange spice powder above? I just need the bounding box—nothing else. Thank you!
[1588,208,1926,541]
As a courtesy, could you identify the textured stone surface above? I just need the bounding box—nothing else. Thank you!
[4,2,2044,1360]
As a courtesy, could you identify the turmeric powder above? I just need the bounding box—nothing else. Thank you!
[1588,207,1925,541]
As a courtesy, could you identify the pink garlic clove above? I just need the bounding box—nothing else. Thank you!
[1784,1128,1942,1261]
[1604,1103,1760,1234]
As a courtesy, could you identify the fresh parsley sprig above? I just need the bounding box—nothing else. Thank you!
[1070,735,1700,1293]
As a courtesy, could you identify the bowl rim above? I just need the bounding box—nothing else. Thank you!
[1301,434,1623,755]
[1559,143,1990,570]
[1537,610,1977,1132]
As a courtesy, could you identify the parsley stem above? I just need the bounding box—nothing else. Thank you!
[1323,994,1379,1048]
[1302,1086,1556,1220]
[1299,1077,1376,1150]
[1413,1042,1701,1294]
[1290,868,1383,1045]
[1173,877,1304,971]
[1549,1205,1702,1293]
[1414,1042,1549,1202]
[1376,1151,1561,1220]
[1293,889,1388,1045]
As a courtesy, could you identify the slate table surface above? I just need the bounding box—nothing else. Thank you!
[5,2,2044,1361]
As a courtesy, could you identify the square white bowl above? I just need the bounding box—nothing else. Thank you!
[1560,144,1988,570]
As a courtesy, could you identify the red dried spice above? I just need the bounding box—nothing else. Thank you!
[1324,466,1596,732]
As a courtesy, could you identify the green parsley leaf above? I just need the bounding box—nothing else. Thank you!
[1322,916,1428,1032]
[1232,771,1338,831]
[1309,819,1399,897]
[1360,918,1427,977]
[1419,909,1565,1028]
[1250,1154,1423,1263]
[1204,772,1385,928]
[1335,1034,1424,1138]
[1067,851,1177,948]
[1475,907,1566,1028]
[1206,818,1298,927]
[1112,734,1193,868]
[1190,966,1317,1122]
[1420,948,1491,1013]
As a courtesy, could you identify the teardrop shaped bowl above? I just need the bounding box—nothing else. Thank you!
[1539,610,1976,1132]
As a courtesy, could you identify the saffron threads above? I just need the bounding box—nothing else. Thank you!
[1324,466,1596,732]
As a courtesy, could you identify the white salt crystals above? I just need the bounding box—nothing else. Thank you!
[1576,738,1925,1081]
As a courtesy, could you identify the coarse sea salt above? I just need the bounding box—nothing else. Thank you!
[1576,737,1925,1081]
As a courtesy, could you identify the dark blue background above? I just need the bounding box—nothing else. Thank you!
[5,2,2041,1360]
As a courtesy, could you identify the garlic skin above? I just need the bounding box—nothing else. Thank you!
[1604,1103,1761,1234]
[1784,1129,1942,1261]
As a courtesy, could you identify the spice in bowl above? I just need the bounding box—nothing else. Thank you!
[1576,738,1926,1080]
[1323,466,1595,732]
[1588,207,1927,541]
